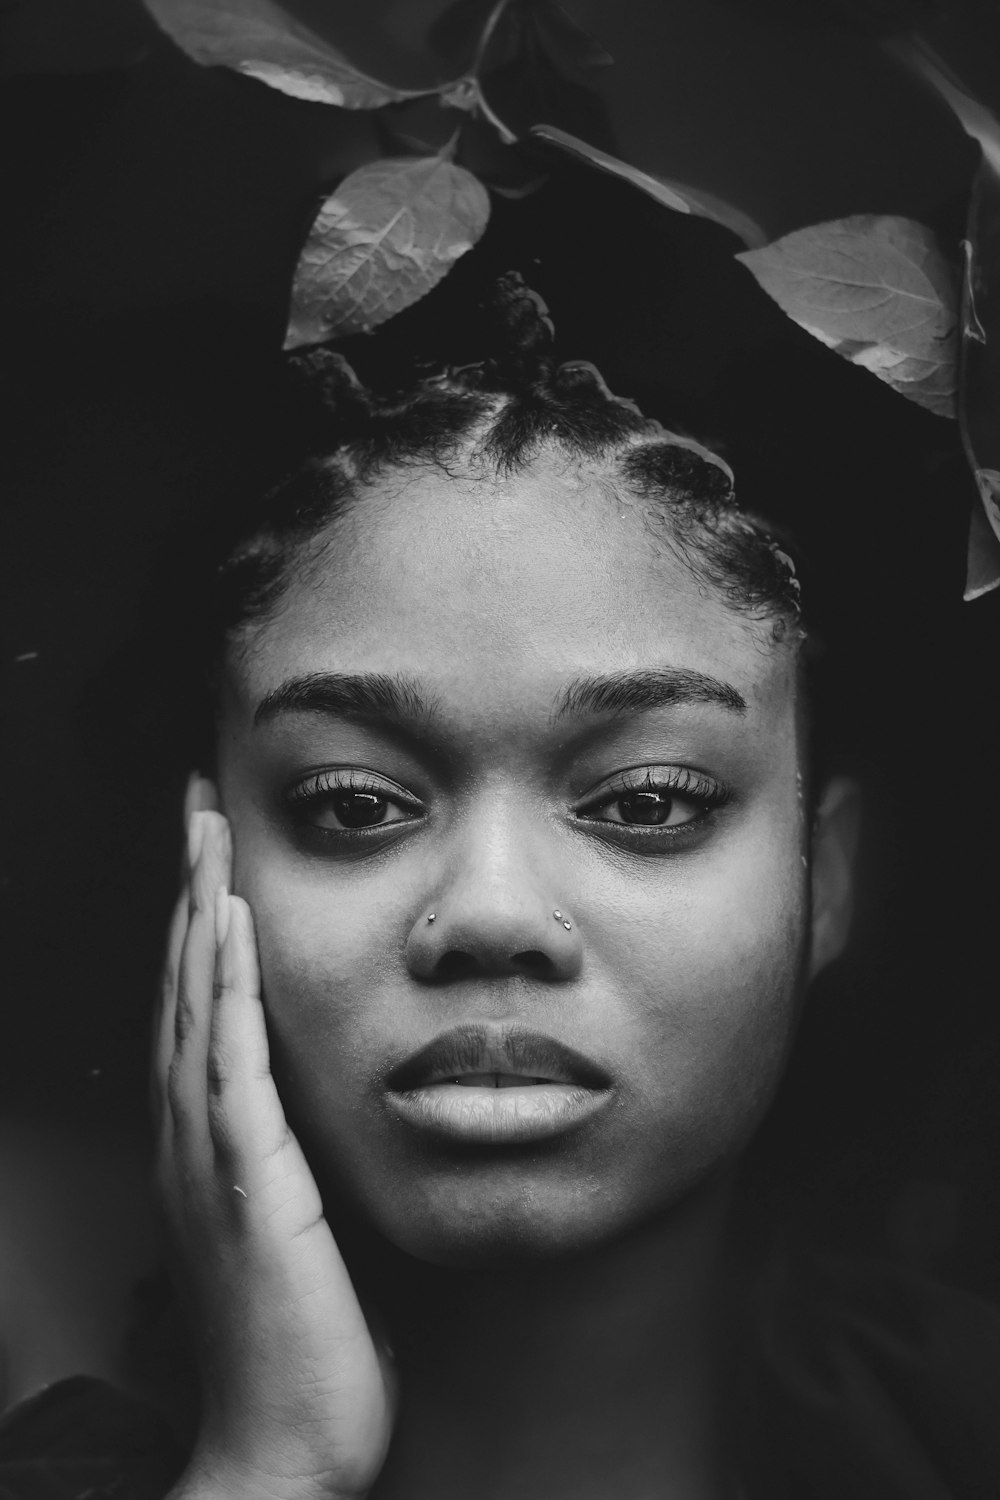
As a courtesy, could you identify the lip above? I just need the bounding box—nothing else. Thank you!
[385,1024,613,1145]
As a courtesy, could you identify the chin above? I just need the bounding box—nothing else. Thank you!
[378,1205,618,1269]
[335,1156,705,1270]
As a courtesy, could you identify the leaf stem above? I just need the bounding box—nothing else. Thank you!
[469,79,518,145]
[437,126,464,162]
[469,0,514,78]
[887,34,1000,177]
[427,0,517,142]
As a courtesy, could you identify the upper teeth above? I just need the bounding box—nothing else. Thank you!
[452,1073,550,1088]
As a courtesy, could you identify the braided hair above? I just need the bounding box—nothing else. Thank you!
[214,275,803,653]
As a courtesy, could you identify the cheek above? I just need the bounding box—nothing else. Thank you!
[232,835,392,1075]
[595,828,808,1134]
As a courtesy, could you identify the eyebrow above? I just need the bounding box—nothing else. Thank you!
[253,666,746,730]
[553,668,746,719]
[253,672,439,728]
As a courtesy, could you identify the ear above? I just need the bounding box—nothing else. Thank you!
[809,775,862,979]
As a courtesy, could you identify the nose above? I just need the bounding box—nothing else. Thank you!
[405,812,583,984]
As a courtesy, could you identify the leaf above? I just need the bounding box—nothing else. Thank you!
[965,475,1000,600]
[958,155,1000,598]
[893,39,1000,592]
[429,0,609,79]
[428,0,504,71]
[532,1,614,73]
[285,156,491,346]
[528,125,767,248]
[141,0,419,107]
[890,38,1000,179]
[737,215,959,418]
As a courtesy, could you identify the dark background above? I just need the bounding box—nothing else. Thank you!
[2,0,999,1297]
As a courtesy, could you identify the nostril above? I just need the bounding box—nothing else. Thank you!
[511,949,556,977]
[435,950,479,980]
[430,948,557,981]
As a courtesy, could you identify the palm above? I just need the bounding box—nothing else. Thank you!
[217,1126,397,1498]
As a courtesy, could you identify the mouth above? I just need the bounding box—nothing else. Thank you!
[441,1073,562,1088]
[385,1025,612,1144]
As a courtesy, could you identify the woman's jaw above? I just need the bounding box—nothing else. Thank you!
[215,452,828,1269]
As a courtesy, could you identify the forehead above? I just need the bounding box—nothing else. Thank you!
[228,453,797,726]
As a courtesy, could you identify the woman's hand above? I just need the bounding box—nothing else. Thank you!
[155,804,397,1500]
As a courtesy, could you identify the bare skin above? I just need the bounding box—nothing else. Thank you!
[159,449,857,1500]
[158,811,395,1500]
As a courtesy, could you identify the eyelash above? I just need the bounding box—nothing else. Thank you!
[286,768,422,840]
[285,765,730,845]
[575,766,730,839]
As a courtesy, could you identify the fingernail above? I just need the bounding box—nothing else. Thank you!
[184,772,217,823]
[187,810,206,871]
[215,886,231,947]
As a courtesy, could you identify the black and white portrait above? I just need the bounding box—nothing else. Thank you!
[2,4,1000,1497]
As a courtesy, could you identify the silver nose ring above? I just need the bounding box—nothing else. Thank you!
[426,908,572,930]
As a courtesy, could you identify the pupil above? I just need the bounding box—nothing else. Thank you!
[619,790,671,825]
[333,791,388,828]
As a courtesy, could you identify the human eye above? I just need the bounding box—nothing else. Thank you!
[576,766,730,841]
[285,767,424,840]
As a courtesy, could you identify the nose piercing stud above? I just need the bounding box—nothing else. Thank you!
[553,910,572,930]
[426,912,437,923]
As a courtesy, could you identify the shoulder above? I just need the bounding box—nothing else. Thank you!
[746,1250,1000,1499]
[0,1119,181,1496]
[0,1374,184,1500]
[0,1118,160,1408]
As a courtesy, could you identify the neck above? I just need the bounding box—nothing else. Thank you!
[357,1185,741,1500]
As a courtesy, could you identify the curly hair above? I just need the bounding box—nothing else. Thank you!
[213,275,804,653]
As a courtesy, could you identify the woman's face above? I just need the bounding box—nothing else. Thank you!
[218,452,818,1265]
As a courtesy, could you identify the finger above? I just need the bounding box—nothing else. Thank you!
[184,773,219,822]
[207,894,291,1169]
[158,809,207,1066]
[161,790,222,1040]
[153,803,207,1126]
[177,774,219,883]
[152,883,191,1121]
[168,812,232,1149]
[207,897,369,1325]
